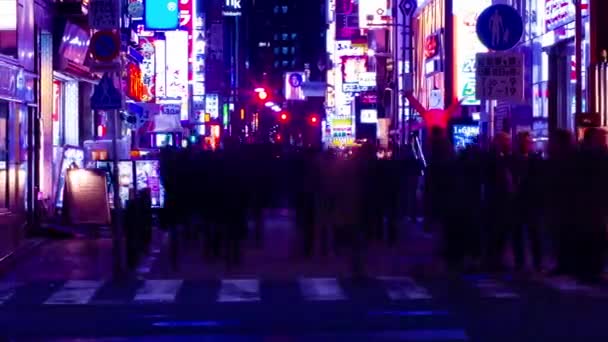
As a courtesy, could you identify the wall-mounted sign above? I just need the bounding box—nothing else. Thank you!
[358,0,391,29]
[160,103,181,115]
[205,93,219,118]
[223,0,241,16]
[140,37,155,102]
[335,40,366,57]
[544,0,575,31]
[144,0,179,30]
[125,63,148,101]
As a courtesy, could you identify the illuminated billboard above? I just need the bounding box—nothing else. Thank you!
[154,39,166,98]
[358,0,390,29]
[144,0,179,30]
[453,0,491,106]
[165,31,189,120]
[284,72,306,101]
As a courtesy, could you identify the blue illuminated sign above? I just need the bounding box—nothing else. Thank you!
[144,0,179,30]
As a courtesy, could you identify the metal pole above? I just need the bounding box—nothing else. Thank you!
[575,0,583,115]
[111,107,123,279]
[489,99,495,139]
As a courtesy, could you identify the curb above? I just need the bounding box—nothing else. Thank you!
[0,238,46,277]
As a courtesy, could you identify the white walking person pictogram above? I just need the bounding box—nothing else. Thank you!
[490,10,504,47]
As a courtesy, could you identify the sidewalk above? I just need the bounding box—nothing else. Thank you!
[0,212,44,273]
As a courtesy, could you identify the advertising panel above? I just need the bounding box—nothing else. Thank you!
[192,16,205,96]
[335,0,360,39]
[55,146,85,208]
[284,72,306,101]
[135,160,165,208]
[165,31,189,120]
[0,0,16,30]
[453,0,491,106]
[358,0,390,29]
[144,0,179,30]
[205,94,219,119]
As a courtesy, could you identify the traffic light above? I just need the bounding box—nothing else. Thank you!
[308,114,320,125]
[279,111,289,122]
[254,87,268,101]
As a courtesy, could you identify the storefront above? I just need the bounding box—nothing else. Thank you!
[0,60,36,213]
[518,0,590,135]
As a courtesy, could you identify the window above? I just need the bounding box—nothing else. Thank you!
[282,47,289,55]
[282,60,289,67]
[290,47,295,54]
[291,60,296,67]
[273,47,280,55]
[273,34,278,40]
[0,101,8,208]
[0,0,17,57]
[274,61,279,68]
[273,5,279,13]
[282,33,288,41]
[282,6,288,13]
[291,33,297,40]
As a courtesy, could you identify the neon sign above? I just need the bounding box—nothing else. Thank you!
[125,63,148,101]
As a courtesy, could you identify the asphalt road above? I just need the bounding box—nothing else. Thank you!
[1,274,608,341]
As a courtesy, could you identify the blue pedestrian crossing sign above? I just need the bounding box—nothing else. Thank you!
[476,4,523,51]
[91,73,122,110]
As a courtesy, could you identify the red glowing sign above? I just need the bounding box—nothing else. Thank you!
[125,63,148,101]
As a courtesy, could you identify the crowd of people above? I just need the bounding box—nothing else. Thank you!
[157,127,608,283]
[426,127,608,284]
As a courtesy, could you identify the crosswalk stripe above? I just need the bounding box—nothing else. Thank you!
[0,282,21,305]
[378,276,432,300]
[299,277,346,301]
[44,280,105,305]
[472,278,519,298]
[134,279,183,303]
[217,279,261,302]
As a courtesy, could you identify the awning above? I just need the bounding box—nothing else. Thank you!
[150,114,183,133]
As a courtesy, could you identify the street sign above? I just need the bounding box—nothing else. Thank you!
[399,0,417,16]
[89,0,120,30]
[476,4,523,51]
[475,52,524,101]
[91,73,122,110]
[90,30,121,62]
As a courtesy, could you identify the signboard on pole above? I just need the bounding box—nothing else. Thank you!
[476,4,523,51]
[90,30,121,62]
[89,0,120,30]
[475,52,524,101]
[91,73,122,110]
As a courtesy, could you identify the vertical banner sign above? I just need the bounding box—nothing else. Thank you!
[454,0,491,106]
[165,31,189,120]
[155,39,167,98]
[89,0,120,29]
[140,37,156,102]
[192,16,206,96]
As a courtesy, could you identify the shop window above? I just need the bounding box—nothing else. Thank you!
[0,102,8,208]
[0,0,17,57]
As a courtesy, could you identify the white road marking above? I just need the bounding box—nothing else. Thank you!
[44,280,105,305]
[473,279,519,298]
[134,279,183,303]
[217,279,261,302]
[299,278,346,301]
[0,282,21,305]
[378,276,432,300]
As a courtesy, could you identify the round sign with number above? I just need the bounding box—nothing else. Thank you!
[90,30,121,62]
